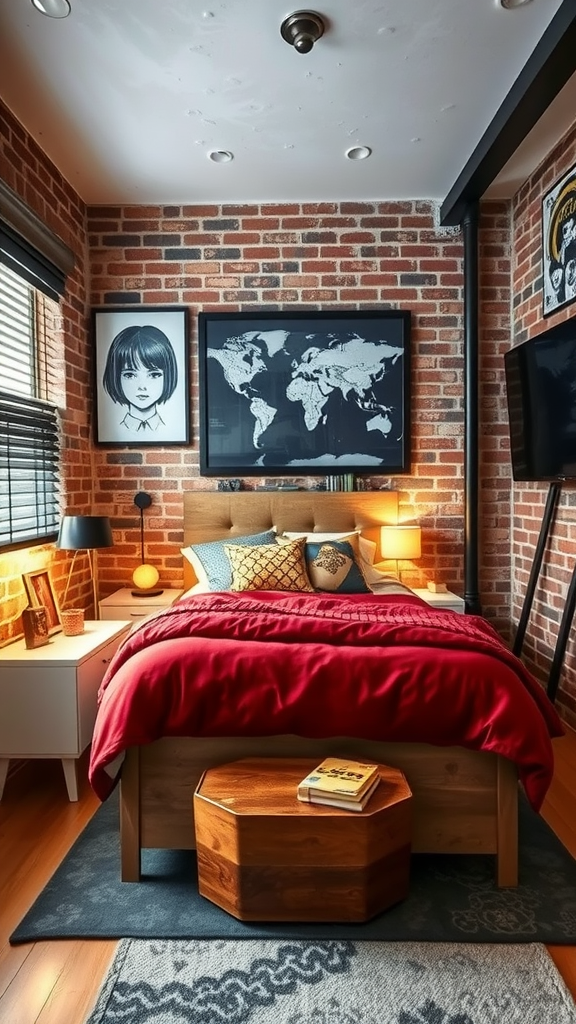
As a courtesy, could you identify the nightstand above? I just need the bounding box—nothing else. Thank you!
[0,620,130,801]
[410,588,466,614]
[99,587,184,621]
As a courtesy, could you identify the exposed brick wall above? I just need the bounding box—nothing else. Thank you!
[2,97,523,654]
[87,201,471,600]
[0,100,94,644]
[509,122,576,729]
[478,201,514,631]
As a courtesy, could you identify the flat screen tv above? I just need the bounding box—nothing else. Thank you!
[504,319,576,481]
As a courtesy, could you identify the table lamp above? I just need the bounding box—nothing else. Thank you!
[132,492,163,598]
[57,515,114,618]
[380,524,422,579]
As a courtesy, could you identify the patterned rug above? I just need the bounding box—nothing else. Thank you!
[10,793,576,944]
[87,938,576,1024]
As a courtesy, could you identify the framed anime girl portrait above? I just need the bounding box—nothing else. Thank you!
[92,306,190,446]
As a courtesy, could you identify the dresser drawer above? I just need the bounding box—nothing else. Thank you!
[100,602,168,621]
[99,588,184,621]
[76,632,126,749]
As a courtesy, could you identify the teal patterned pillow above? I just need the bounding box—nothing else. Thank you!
[305,539,372,594]
[181,529,277,590]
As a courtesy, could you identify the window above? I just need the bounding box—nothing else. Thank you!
[0,262,61,548]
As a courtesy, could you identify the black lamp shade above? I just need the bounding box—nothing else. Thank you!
[57,515,114,550]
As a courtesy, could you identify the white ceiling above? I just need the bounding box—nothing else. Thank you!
[0,0,571,208]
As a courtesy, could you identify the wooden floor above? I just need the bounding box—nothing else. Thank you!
[2,735,576,1023]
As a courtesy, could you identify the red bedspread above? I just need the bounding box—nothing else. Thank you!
[88,590,563,808]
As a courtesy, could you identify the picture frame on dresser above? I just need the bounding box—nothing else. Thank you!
[198,309,411,476]
[22,569,61,636]
[21,606,50,649]
[92,306,190,446]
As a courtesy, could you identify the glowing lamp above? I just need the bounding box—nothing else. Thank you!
[132,563,160,591]
[131,492,163,598]
[380,524,422,579]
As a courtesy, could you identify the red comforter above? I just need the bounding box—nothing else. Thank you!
[88,590,563,808]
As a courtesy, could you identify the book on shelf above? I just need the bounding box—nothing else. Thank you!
[297,774,380,812]
[297,757,380,801]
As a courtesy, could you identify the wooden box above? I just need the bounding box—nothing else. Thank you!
[193,756,413,922]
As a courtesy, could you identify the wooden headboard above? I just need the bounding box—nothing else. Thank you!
[182,490,398,589]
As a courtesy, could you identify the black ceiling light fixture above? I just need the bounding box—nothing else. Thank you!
[280,11,325,53]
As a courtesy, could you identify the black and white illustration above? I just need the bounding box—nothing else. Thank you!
[93,307,189,446]
[198,311,410,476]
[543,163,576,317]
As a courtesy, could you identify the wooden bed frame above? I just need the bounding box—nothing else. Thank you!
[119,490,518,886]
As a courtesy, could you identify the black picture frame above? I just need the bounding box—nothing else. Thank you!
[198,309,411,476]
[92,306,190,446]
[542,162,576,317]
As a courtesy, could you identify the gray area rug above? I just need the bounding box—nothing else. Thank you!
[87,938,576,1024]
[10,794,576,945]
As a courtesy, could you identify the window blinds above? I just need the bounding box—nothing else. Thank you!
[0,264,60,547]
[0,220,66,301]
[0,179,74,301]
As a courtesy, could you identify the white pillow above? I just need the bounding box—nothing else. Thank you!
[369,577,415,597]
[180,581,212,597]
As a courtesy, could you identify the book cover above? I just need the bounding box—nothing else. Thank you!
[297,776,380,812]
[297,757,380,798]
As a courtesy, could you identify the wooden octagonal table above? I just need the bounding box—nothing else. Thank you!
[193,756,413,922]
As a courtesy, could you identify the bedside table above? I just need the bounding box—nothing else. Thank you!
[410,588,466,614]
[0,620,130,801]
[99,587,184,621]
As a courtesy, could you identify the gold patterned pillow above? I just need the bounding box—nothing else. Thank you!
[225,538,314,593]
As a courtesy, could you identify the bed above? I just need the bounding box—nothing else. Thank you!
[88,490,563,886]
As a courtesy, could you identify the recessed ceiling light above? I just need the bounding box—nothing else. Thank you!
[208,150,234,163]
[345,146,372,161]
[31,0,71,17]
[499,0,533,9]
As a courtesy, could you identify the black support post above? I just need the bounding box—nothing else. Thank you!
[513,482,561,657]
[547,554,576,703]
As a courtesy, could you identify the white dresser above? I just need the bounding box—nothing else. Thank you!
[0,619,129,801]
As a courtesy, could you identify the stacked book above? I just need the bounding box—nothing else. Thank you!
[325,474,356,492]
[297,757,380,811]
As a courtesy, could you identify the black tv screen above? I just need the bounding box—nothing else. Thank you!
[504,320,576,481]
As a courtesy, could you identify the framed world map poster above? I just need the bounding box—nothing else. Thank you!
[198,309,411,477]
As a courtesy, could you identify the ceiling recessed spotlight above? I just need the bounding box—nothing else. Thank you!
[31,0,71,17]
[280,11,325,54]
[499,0,533,8]
[345,146,372,161]
[208,150,234,163]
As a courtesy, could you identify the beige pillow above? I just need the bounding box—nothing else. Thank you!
[225,538,315,593]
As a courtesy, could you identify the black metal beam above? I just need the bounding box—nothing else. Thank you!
[548,557,576,703]
[513,482,561,657]
[440,1,576,227]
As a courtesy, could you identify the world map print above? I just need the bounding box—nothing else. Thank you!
[202,319,408,473]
